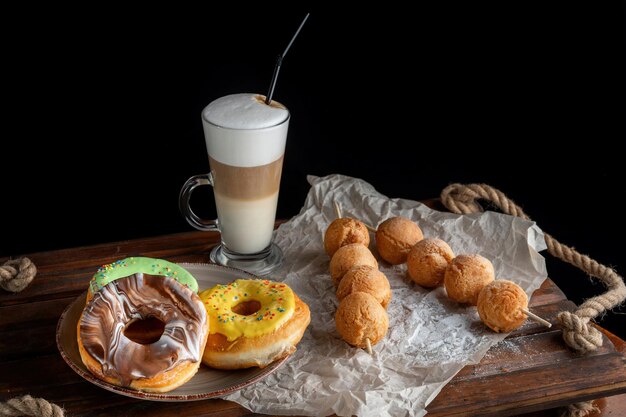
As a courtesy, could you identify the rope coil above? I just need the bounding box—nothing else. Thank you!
[0,262,62,417]
[0,395,64,417]
[441,183,626,354]
[0,258,37,293]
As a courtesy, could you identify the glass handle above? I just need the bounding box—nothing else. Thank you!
[179,173,220,232]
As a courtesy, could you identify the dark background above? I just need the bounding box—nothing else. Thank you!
[2,4,624,337]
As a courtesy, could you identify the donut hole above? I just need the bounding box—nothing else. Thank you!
[232,300,262,316]
[124,316,165,344]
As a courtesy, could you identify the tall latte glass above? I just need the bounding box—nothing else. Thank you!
[180,93,289,275]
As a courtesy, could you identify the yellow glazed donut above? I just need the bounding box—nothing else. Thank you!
[200,279,310,369]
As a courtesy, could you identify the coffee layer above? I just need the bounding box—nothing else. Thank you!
[209,155,283,200]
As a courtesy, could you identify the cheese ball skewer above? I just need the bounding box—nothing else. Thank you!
[325,202,372,257]
[327,202,378,288]
[330,200,381,354]
[330,244,378,287]
[477,280,551,332]
[407,238,455,288]
[336,265,391,308]
[444,254,495,305]
[335,292,389,351]
[334,200,378,353]
[375,217,424,265]
[325,218,370,257]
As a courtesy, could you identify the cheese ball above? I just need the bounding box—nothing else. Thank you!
[375,217,423,265]
[477,280,528,332]
[407,238,455,288]
[336,265,391,308]
[329,244,378,287]
[444,254,495,305]
[324,218,370,257]
[335,292,389,348]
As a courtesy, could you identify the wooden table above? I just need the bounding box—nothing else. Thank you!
[2,228,625,417]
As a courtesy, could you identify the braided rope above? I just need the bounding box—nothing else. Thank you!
[0,395,64,417]
[441,183,626,353]
[0,258,37,293]
[0,262,64,416]
[441,183,625,417]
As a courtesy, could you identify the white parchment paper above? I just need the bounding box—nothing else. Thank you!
[225,174,548,417]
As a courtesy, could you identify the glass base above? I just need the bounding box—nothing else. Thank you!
[209,243,283,276]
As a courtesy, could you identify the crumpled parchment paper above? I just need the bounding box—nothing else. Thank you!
[225,174,548,417]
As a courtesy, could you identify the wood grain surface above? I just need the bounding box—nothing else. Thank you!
[1,226,625,416]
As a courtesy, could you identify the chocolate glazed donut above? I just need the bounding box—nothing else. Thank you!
[77,273,208,392]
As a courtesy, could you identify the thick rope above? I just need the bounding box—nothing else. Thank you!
[441,183,626,353]
[0,395,64,417]
[0,258,37,293]
[441,183,626,417]
[0,262,62,416]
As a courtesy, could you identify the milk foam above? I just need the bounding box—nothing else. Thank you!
[202,93,289,167]
[204,93,288,129]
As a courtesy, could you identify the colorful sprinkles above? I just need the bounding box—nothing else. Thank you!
[199,279,295,341]
[88,257,198,295]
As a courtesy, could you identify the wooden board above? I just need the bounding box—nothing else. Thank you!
[1,228,625,417]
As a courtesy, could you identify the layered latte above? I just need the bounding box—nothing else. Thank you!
[202,93,289,254]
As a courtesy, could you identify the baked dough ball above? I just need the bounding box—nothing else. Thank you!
[407,238,455,288]
[375,217,423,265]
[336,265,391,308]
[444,254,495,305]
[329,243,378,287]
[324,218,370,257]
[477,280,528,332]
[335,292,389,348]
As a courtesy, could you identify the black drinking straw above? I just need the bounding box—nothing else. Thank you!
[265,13,310,105]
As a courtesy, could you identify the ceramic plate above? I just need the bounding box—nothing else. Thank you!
[56,263,288,401]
